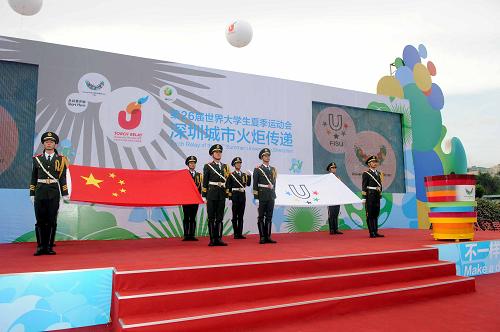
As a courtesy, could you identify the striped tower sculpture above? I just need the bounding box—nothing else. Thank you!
[424,174,476,241]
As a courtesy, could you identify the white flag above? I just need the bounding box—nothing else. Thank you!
[275,174,363,207]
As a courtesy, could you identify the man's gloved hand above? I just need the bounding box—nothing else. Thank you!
[30,196,35,205]
[202,197,207,203]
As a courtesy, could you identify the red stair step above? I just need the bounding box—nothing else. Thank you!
[116,261,456,318]
[118,276,474,332]
[115,248,439,293]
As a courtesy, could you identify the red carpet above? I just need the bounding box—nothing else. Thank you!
[1,229,499,331]
[1,229,498,274]
[257,273,500,332]
[113,248,474,331]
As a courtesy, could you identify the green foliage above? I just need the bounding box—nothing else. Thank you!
[476,173,500,195]
[476,184,485,198]
[477,198,500,222]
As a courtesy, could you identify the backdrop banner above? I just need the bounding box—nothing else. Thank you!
[0,36,425,243]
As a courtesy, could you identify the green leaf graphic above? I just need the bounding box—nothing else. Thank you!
[285,207,323,232]
[146,205,233,238]
[14,205,139,242]
[367,101,391,112]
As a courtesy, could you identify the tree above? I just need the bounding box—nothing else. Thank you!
[476,184,485,198]
[476,173,500,195]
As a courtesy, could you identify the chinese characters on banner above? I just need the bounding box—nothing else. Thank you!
[169,110,293,148]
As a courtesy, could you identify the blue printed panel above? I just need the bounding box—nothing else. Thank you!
[0,61,38,189]
[436,240,500,277]
[0,268,112,331]
[0,189,36,243]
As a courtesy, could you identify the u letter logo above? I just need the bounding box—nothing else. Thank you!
[288,184,311,199]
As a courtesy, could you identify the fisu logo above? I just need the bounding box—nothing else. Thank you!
[118,96,149,130]
[288,184,311,199]
[328,114,342,131]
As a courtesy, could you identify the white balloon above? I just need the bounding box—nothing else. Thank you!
[226,20,253,48]
[8,0,43,16]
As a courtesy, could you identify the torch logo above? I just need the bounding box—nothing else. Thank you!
[118,96,149,130]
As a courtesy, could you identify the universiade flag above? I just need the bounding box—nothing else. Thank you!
[68,165,204,207]
[275,174,363,207]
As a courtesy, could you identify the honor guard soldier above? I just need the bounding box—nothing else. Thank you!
[226,157,251,239]
[30,132,69,255]
[182,156,203,241]
[362,155,385,238]
[326,162,343,235]
[253,148,277,244]
[202,144,230,246]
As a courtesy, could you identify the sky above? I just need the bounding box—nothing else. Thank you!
[1,0,499,167]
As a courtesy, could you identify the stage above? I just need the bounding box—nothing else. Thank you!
[1,229,499,274]
[1,229,500,331]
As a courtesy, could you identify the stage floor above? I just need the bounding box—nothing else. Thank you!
[1,229,499,274]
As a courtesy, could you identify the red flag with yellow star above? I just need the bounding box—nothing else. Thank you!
[68,165,204,206]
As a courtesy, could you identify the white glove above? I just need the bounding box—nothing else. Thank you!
[30,196,35,204]
[58,199,65,212]
[255,199,259,204]
[62,195,69,203]
[361,199,366,203]
[202,197,207,203]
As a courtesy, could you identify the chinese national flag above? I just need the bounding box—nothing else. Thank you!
[68,165,203,207]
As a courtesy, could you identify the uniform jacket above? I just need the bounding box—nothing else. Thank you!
[362,168,383,199]
[202,161,230,200]
[253,164,277,201]
[226,171,251,202]
[30,153,69,199]
[188,169,203,194]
